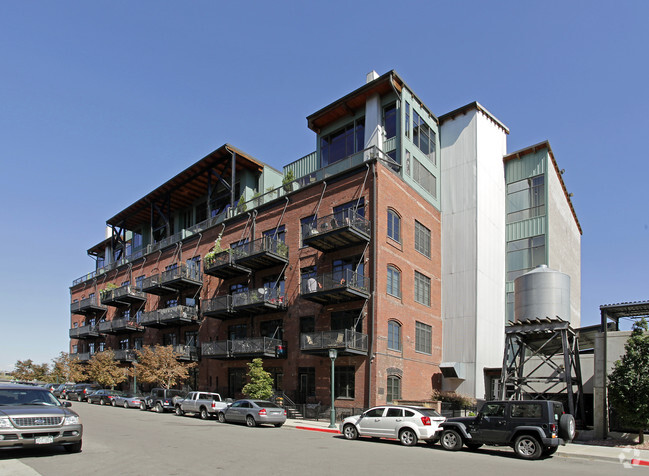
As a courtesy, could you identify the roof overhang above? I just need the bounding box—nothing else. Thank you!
[504,140,582,235]
[438,101,510,135]
[106,144,264,230]
[600,300,649,322]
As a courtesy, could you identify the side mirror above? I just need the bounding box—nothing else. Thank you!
[62,401,72,408]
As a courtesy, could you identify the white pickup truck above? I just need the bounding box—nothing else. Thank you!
[174,391,230,420]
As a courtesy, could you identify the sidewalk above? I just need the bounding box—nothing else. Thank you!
[284,418,649,466]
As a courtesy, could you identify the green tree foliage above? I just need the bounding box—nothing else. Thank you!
[87,350,127,388]
[31,363,50,382]
[608,318,649,444]
[12,359,50,382]
[51,352,86,383]
[134,345,196,389]
[242,358,273,399]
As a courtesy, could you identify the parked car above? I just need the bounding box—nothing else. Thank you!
[439,400,575,460]
[112,392,145,409]
[53,383,76,399]
[87,389,124,406]
[340,405,446,446]
[175,392,230,420]
[140,388,188,413]
[67,384,101,402]
[220,399,286,427]
[0,382,83,453]
[42,383,59,392]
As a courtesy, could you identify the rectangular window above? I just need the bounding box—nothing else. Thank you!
[415,321,432,354]
[331,309,362,332]
[163,333,177,346]
[185,331,198,347]
[387,266,401,298]
[388,321,401,351]
[228,324,247,340]
[260,319,283,340]
[413,158,437,198]
[228,368,246,396]
[387,209,401,242]
[405,102,410,139]
[414,221,431,258]
[412,110,436,164]
[386,376,401,404]
[506,175,545,224]
[263,225,286,243]
[133,338,143,350]
[335,366,355,399]
[414,271,431,306]
[300,215,316,247]
[506,235,546,281]
[300,316,315,333]
[383,103,397,139]
[320,117,365,167]
[119,338,129,350]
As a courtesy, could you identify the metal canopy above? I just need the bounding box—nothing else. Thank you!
[600,300,649,331]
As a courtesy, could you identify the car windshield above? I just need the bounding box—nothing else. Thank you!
[0,389,62,406]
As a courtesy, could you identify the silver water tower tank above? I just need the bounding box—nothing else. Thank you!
[514,265,571,323]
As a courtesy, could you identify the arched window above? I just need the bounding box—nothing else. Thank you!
[387,375,401,403]
[387,209,401,242]
[388,320,401,351]
[387,265,401,298]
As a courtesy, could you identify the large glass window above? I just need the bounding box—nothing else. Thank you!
[413,158,437,198]
[263,225,286,243]
[414,221,431,258]
[383,103,397,139]
[300,215,316,247]
[414,271,431,306]
[320,117,365,167]
[387,209,401,242]
[335,366,355,399]
[405,102,411,139]
[507,235,546,281]
[412,110,436,164]
[331,309,362,332]
[228,324,247,340]
[386,376,401,403]
[388,321,401,351]
[387,265,401,298]
[506,175,545,224]
[415,321,432,354]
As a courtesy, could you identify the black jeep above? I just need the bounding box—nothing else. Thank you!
[439,400,575,460]
[140,388,187,413]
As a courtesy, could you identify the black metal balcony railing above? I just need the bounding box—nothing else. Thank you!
[100,285,147,307]
[201,295,236,319]
[141,263,202,296]
[97,317,143,334]
[231,288,286,314]
[69,325,99,339]
[300,329,368,356]
[302,209,370,252]
[70,352,91,362]
[140,306,198,328]
[203,249,251,279]
[233,237,289,270]
[202,337,283,359]
[70,296,107,315]
[301,269,370,304]
[173,344,199,361]
[113,349,137,362]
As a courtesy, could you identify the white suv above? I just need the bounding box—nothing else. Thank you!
[340,405,446,446]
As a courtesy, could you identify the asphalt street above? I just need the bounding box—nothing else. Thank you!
[0,402,633,475]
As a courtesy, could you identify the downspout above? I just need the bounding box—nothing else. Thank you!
[368,160,378,408]
[225,146,236,213]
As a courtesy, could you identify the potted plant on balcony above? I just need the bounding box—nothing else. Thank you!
[237,194,247,213]
[101,282,118,298]
[276,241,288,257]
[204,238,225,267]
[282,169,295,193]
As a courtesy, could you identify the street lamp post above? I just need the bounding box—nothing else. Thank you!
[132,361,137,394]
[329,348,338,429]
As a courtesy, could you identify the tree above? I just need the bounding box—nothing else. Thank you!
[51,352,86,383]
[87,350,127,388]
[135,345,196,389]
[242,358,273,399]
[608,317,649,444]
[12,359,35,381]
[31,363,50,382]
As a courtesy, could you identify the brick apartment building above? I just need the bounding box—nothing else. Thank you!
[69,70,580,406]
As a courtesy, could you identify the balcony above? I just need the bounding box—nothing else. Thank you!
[203,250,251,279]
[140,305,198,328]
[173,344,199,362]
[231,288,286,314]
[142,264,202,295]
[97,317,143,335]
[234,237,289,270]
[301,269,370,304]
[300,329,368,356]
[202,337,284,359]
[70,352,91,362]
[113,349,137,362]
[70,296,107,315]
[100,285,147,307]
[69,325,99,339]
[302,210,370,252]
[201,295,237,319]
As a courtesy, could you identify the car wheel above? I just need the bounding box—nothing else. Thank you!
[514,434,542,460]
[466,443,483,451]
[218,412,226,423]
[176,406,184,416]
[559,413,576,441]
[246,415,257,427]
[155,402,164,413]
[140,401,146,411]
[274,423,283,428]
[124,401,129,409]
[543,446,559,457]
[64,440,82,453]
[112,399,116,407]
[77,395,82,402]
[200,408,209,420]
[440,429,463,451]
[399,428,418,447]
[343,424,358,440]
[99,398,105,405]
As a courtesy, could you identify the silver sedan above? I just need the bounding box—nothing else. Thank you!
[112,393,145,409]
[221,399,286,427]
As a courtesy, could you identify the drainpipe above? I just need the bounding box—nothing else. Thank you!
[225,146,236,213]
[368,160,378,408]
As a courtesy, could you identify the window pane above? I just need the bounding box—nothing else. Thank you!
[388,321,401,351]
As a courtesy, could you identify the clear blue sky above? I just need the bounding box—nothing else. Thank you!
[1,1,647,371]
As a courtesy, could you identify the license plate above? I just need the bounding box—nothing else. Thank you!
[35,436,54,445]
